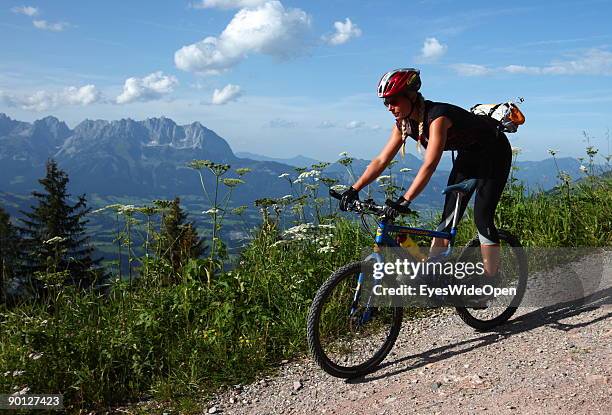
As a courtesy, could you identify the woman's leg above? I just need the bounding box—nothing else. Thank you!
[474,134,512,275]
[431,153,476,255]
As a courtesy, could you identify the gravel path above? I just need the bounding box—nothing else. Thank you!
[207,252,611,415]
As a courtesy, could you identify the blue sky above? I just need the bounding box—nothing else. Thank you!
[1,0,611,163]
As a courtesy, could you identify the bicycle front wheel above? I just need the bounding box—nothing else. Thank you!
[307,261,403,378]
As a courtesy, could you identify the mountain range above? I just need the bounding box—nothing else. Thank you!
[0,113,591,210]
[1,113,294,203]
[0,113,448,210]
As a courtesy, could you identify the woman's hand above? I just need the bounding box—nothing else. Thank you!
[339,186,359,211]
[383,196,412,219]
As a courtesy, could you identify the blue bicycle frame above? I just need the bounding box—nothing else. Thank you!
[353,192,466,321]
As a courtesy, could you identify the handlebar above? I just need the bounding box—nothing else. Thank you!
[330,188,417,218]
[329,188,387,216]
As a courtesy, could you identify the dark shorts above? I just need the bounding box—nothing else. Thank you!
[436,132,512,244]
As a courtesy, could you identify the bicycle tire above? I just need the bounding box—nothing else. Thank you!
[307,261,403,378]
[455,230,528,331]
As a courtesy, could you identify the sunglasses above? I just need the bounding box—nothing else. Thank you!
[383,96,401,107]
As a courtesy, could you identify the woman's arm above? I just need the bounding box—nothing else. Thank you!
[352,124,404,191]
[403,116,451,201]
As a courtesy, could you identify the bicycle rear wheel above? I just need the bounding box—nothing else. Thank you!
[455,230,528,331]
[307,261,403,378]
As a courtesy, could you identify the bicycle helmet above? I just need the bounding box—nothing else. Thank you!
[377,68,421,98]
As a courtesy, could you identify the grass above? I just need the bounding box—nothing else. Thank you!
[1,157,610,413]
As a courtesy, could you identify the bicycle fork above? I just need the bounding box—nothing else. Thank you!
[350,253,384,326]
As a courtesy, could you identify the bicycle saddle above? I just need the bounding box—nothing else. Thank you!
[442,178,478,195]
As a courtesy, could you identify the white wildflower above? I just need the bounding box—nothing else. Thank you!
[281,195,292,200]
[339,151,349,157]
[331,184,348,192]
[293,177,304,184]
[284,223,315,235]
[317,246,336,254]
[511,146,522,156]
[118,204,137,215]
[15,386,30,395]
[204,208,219,215]
[579,165,588,173]
[376,175,391,182]
[28,352,43,360]
[12,370,25,376]
[558,171,572,183]
[297,170,321,181]
[399,168,412,173]
[278,173,290,178]
[44,236,66,245]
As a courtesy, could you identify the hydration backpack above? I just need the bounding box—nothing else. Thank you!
[470,99,525,133]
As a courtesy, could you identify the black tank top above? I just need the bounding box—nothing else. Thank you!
[397,100,500,151]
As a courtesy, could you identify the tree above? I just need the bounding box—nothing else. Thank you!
[0,206,21,304]
[17,159,102,294]
[157,197,205,275]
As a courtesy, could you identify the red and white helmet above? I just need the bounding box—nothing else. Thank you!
[377,68,421,98]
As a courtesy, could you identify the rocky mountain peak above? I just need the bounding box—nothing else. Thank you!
[32,116,71,144]
[0,113,16,136]
[141,116,183,145]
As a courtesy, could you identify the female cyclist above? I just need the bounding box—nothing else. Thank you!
[339,68,511,286]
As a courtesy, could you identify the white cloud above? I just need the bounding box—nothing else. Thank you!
[175,0,311,74]
[323,18,362,46]
[419,37,447,61]
[266,118,296,128]
[211,84,242,105]
[456,49,612,77]
[346,120,365,129]
[317,121,336,129]
[116,71,179,104]
[1,85,101,111]
[191,0,267,9]
[540,48,612,75]
[345,120,380,131]
[503,65,542,75]
[33,20,69,32]
[62,85,100,106]
[11,6,39,16]
[451,63,492,76]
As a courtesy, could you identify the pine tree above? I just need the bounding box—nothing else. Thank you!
[17,159,102,293]
[158,197,205,274]
[0,206,21,304]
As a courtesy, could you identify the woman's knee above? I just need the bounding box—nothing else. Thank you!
[475,218,499,245]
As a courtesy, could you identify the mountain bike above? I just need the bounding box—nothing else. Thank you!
[307,178,528,378]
